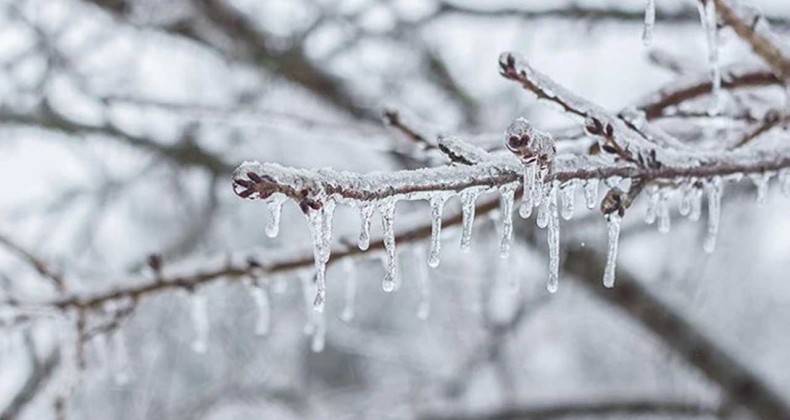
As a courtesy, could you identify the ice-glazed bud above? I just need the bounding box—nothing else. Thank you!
[505,117,555,165]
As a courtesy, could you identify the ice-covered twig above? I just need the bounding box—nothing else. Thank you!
[732,109,788,149]
[382,109,434,149]
[437,136,493,165]
[0,233,66,293]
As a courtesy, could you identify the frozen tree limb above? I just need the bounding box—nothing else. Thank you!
[0,233,65,293]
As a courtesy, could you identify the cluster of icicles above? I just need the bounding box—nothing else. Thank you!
[221,164,790,353]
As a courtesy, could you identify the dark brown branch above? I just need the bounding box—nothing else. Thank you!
[421,398,722,420]
[564,246,790,420]
[0,339,60,420]
[0,233,65,293]
[732,110,788,148]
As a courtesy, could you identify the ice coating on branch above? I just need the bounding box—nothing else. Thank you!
[428,194,450,268]
[460,188,483,252]
[340,259,356,322]
[306,200,335,312]
[583,178,599,209]
[499,185,516,259]
[656,189,671,234]
[749,172,771,204]
[519,162,536,218]
[111,331,132,385]
[190,291,209,354]
[437,135,491,164]
[642,0,656,46]
[546,183,560,293]
[415,247,431,320]
[248,282,271,336]
[357,203,374,251]
[697,0,721,112]
[560,180,576,220]
[265,194,287,238]
[603,213,622,288]
[380,199,398,292]
[704,176,723,253]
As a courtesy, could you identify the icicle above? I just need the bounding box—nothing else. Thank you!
[697,0,721,112]
[532,165,549,209]
[190,291,209,354]
[111,331,132,385]
[300,273,316,335]
[703,177,723,253]
[583,178,599,210]
[546,184,560,293]
[748,172,771,204]
[340,259,356,322]
[678,181,693,216]
[248,282,271,336]
[560,180,576,220]
[605,176,622,189]
[428,195,448,268]
[311,309,326,353]
[415,247,431,320]
[657,189,671,234]
[380,200,398,292]
[689,186,703,222]
[779,170,790,196]
[642,0,656,46]
[499,185,516,259]
[536,182,554,228]
[603,213,622,288]
[644,186,658,225]
[460,189,481,252]
[519,162,536,218]
[306,200,335,312]
[264,194,286,238]
[357,203,374,251]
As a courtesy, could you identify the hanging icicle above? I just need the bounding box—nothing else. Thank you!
[380,199,398,292]
[657,189,671,234]
[519,162,536,218]
[703,176,723,253]
[547,184,560,293]
[357,203,374,251]
[560,180,576,221]
[265,194,287,238]
[306,200,335,312]
[644,186,659,225]
[428,194,448,268]
[697,0,722,112]
[499,185,516,259]
[460,189,482,253]
[603,213,622,288]
[749,172,771,204]
[311,309,326,353]
[583,178,599,210]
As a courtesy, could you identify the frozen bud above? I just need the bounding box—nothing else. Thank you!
[505,117,555,165]
[600,188,625,217]
[584,117,604,136]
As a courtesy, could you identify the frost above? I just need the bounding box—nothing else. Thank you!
[340,259,356,322]
[499,185,516,258]
[697,0,722,112]
[546,183,560,293]
[642,0,656,46]
[265,194,287,238]
[380,199,398,292]
[190,291,209,354]
[357,203,375,251]
[656,189,671,234]
[248,282,271,336]
[748,172,771,204]
[583,178,599,209]
[519,162,536,218]
[460,188,483,252]
[703,176,723,253]
[603,213,622,288]
[560,180,576,220]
